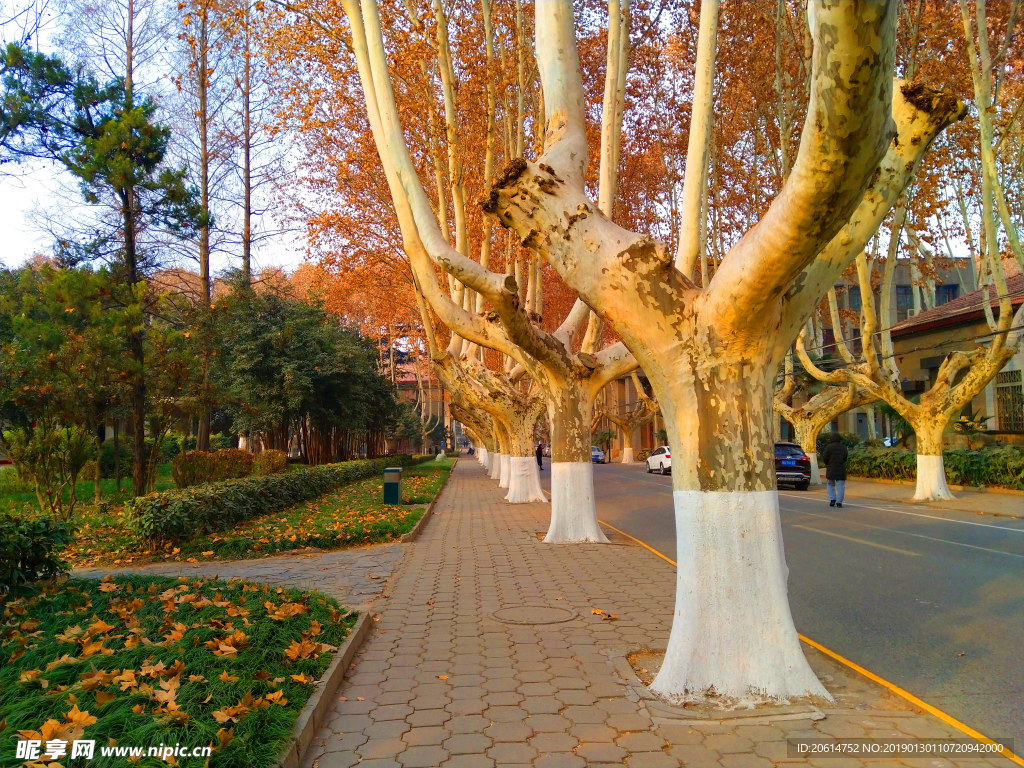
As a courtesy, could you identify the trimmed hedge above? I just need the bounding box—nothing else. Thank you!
[846,446,1024,490]
[172,448,255,488]
[127,455,432,543]
[0,514,73,592]
[253,448,288,476]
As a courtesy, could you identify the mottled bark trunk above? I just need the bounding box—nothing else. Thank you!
[648,351,829,701]
[545,389,608,543]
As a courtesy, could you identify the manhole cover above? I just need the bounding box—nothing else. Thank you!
[490,605,577,625]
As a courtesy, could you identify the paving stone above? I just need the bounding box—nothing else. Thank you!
[485,705,529,723]
[703,734,753,754]
[528,732,578,752]
[533,753,585,768]
[444,733,494,755]
[441,755,495,768]
[364,720,412,739]
[447,700,488,716]
[316,749,361,768]
[625,752,681,767]
[520,696,563,715]
[482,721,532,742]
[667,744,723,766]
[402,726,450,747]
[605,712,654,731]
[357,738,407,759]
[397,746,451,767]
[372,704,415,722]
[406,709,452,727]
[447,715,492,734]
[576,742,629,763]
[485,742,539,763]
[524,714,573,732]
[719,754,773,767]
[562,705,609,725]
[617,732,668,751]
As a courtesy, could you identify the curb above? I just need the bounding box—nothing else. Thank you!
[846,475,1023,497]
[400,459,457,543]
[275,612,372,768]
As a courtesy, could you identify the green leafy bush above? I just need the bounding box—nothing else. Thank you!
[253,449,288,476]
[128,455,433,543]
[0,514,73,592]
[846,445,1024,490]
[816,431,861,454]
[172,448,255,489]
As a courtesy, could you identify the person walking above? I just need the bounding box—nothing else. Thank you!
[821,432,848,508]
[536,442,544,470]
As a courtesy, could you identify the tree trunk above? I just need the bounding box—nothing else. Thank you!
[93,432,103,504]
[545,391,608,543]
[793,420,823,486]
[912,421,953,501]
[649,354,830,701]
[620,431,635,465]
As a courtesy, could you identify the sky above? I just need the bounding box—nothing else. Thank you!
[0,0,308,275]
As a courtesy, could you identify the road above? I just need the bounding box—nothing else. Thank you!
[540,461,1024,751]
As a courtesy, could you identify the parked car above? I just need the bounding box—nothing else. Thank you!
[774,441,811,490]
[645,446,671,475]
[591,446,606,464]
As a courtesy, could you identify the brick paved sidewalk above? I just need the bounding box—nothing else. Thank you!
[309,460,1015,768]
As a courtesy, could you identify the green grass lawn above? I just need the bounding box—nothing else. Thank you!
[0,574,356,767]
[63,458,456,568]
[0,464,176,516]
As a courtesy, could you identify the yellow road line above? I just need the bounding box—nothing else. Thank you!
[596,518,1022,766]
[791,524,921,556]
[798,635,1022,766]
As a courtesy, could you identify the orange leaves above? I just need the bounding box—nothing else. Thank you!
[212,691,272,723]
[284,639,320,661]
[18,705,97,746]
[206,630,248,657]
[266,601,306,621]
[219,670,239,682]
[290,673,315,684]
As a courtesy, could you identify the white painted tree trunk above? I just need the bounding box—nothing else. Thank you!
[913,454,954,501]
[505,456,548,503]
[807,452,821,486]
[545,462,608,543]
[544,393,609,543]
[499,453,511,489]
[620,446,635,464]
[489,453,503,481]
[479,447,489,469]
[652,490,831,701]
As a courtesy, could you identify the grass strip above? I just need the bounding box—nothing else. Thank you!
[0,574,355,768]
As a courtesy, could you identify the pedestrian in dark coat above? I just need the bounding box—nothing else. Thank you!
[536,443,544,470]
[821,432,848,507]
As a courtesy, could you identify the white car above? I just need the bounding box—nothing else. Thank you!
[646,446,672,475]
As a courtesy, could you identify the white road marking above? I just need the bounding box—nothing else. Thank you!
[778,492,1024,533]
[780,506,1024,559]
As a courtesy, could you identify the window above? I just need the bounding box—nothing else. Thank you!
[935,284,959,305]
[848,286,861,311]
[996,370,1023,431]
[896,285,914,321]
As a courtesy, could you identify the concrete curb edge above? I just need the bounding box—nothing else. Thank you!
[400,458,458,543]
[276,611,373,768]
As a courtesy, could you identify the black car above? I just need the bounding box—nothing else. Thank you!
[774,441,811,490]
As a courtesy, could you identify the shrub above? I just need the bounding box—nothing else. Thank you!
[816,431,861,454]
[845,445,1024,490]
[253,449,288,476]
[0,514,73,592]
[171,448,255,489]
[128,454,433,543]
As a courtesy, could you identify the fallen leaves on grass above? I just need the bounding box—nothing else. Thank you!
[212,692,272,723]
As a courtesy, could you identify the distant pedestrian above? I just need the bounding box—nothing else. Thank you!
[821,432,848,508]
[536,442,544,470]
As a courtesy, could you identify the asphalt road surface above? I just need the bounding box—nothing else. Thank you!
[539,461,1024,751]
